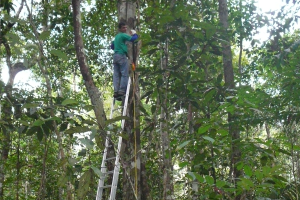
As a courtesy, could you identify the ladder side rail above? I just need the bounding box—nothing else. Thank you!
[109,77,131,200]
[121,77,131,129]
[96,135,110,200]
[109,135,122,200]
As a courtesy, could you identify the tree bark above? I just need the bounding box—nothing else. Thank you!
[218,0,242,199]
[72,1,111,198]
[72,0,106,131]
[160,39,174,200]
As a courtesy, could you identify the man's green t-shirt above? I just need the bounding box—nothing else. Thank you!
[113,32,132,55]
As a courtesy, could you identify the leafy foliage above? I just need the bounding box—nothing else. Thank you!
[1,0,300,199]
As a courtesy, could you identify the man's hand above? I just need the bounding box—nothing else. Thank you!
[130,30,137,35]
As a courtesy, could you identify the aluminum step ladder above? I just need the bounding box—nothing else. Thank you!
[96,78,131,200]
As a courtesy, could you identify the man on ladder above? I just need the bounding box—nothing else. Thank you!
[95,22,139,200]
[111,22,138,101]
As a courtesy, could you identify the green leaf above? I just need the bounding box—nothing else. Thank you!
[32,119,45,126]
[6,32,20,44]
[203,88,216,104]
[37,131,44,141]
[68,158,78,166]
[218,129,228,136]
[293,145,300,151]
[65,126,90,134]
[277,148,291,156]
[216,180,227,188]
[205,175,214,185]
[187,172,195,180]
[26,126,39,136]
[78,149,86,157]
[60,122,68,132]
[22,103,39,108]
[272,175,287,182]
[50,49,68,61]
[187,172,205,183]
[105,116,130,126]
[197,124,210,134]
[240,178,254,190]
[176,140,190,151]
[244,165,252,177]
[255,170,263,181]
[139,104,149,116]
[39,31,51,40]
[77,170,92,198]
[202,136,215,143]
[61,98,79,106]
[79,138,94,149]
[46,116,62,123]
[82,120,96,125]
[83,105,93,111]
[58,175,68,187]
[119,133,129,140]
[179,161,189,168]
[91,166,102,177]
[194,173,205,183]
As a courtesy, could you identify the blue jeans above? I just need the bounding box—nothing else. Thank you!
[113,54,129,94]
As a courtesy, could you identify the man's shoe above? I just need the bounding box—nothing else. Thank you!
[113,92,119,98]
[116,96,123,101]
[117,91,125,96]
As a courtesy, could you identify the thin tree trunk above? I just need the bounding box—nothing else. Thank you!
[37,136,51,200]
[188,103,199,200]
[25,1,66,197]
[160,38,174,200]
[218,1,242,199]
[0,2,26,198]
[160,2,176,196]
[238,0,243,76]
[16,130,21,200]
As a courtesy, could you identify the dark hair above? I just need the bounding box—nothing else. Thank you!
[118,22,126,29]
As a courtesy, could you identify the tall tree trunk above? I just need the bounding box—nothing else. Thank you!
[218,0,242,199]
[72,1,112,198]
[160,39,174,200]
[117,1,142,199]
[72,0,106,132]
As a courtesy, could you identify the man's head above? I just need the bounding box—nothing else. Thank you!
[118,22,127,33]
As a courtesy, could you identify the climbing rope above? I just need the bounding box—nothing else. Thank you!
[132,38,138,198]
[132,1,139,195]
[133,70,138,198]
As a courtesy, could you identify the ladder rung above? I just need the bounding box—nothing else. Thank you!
[105,157,116,161]
[104,170,114,174]
[100,185,112,189]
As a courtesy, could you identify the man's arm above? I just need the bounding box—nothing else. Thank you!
[110,41,114,50]
[130,34,138,42]
[129,29,138,42]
